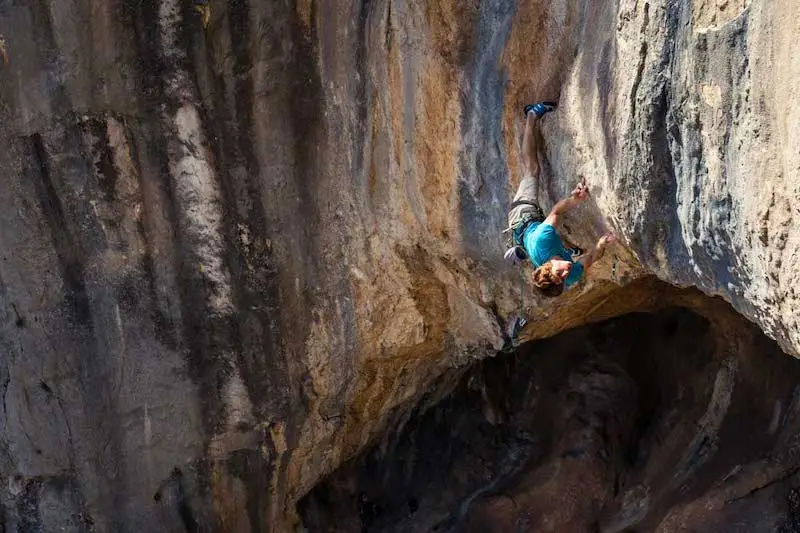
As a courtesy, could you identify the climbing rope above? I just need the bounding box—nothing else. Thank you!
[499,266,528,355]
[508,267,529,351]
[516,268,528,334]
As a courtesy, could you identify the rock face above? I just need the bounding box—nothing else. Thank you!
[0,0,796,532]
[552,0,800,355]
[302,294,800,532]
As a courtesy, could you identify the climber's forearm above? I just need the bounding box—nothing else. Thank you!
[555,195,583,214]
[545,178,589,226]
[579,244,602,271]
[544,196,581,226]
[579,234,614,271]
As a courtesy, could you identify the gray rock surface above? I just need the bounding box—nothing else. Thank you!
[550,0,800,354]
[0,0,796,531]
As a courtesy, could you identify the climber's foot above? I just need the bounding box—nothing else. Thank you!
[524,101,558,118]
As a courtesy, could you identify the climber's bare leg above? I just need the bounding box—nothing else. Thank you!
[521,111,541,201]
[507,102,556,228]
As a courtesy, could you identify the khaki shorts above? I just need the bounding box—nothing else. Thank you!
[507,176,544,229]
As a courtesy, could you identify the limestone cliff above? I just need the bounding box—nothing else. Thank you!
[0,0,797,531]
[304,294,800,532]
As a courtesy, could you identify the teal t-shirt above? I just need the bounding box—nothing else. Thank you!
[522,222,584,287]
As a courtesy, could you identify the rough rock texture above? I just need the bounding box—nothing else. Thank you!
[302,293,800,533]
[0,0,797,531]
[549,0,800,354]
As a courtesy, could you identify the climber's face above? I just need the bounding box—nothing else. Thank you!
[550,259,572,281]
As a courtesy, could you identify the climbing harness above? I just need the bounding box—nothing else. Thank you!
[499,202,544,351]
[502,211,543,268]
[502,201,544,249]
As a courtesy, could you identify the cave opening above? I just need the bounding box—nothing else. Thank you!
[299,293,800,533]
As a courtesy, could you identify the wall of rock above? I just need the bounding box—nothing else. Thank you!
[302,290,800,532]
[550,0,800,354]
[0,0,796,531]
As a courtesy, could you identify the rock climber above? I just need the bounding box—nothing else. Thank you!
[503,101,615,298]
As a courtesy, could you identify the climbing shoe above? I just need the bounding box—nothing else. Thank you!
[504,246,527,266]
[523,101,558,118]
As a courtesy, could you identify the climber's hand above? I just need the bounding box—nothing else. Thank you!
[580,232,616,271]
[570,177,589,201]
[547,177,590,225]
[598,232,616,249]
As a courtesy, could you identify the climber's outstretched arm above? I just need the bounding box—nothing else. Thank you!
[543,177,589,227]
[579,233,616,271]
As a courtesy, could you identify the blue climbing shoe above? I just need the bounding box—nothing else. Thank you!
[523,101,558,118]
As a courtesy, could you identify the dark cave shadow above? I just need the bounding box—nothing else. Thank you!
[299,303,798,533]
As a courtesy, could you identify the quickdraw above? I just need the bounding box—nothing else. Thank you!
[500,264,528,354]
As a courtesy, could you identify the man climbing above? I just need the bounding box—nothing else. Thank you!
[503,101,615,297]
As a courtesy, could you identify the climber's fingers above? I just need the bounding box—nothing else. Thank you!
[571,177,589,199]
[599,232,616,247]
